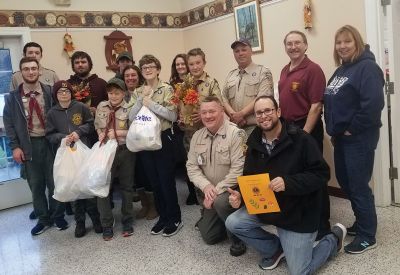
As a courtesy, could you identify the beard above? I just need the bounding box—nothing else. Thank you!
[74,67,90,78]
[259,118,279,132]
[22,75,39,84]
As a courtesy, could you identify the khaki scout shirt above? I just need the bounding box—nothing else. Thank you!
[94,100,130,144]
[192,72,222,102]
[10,66,59,91]
[128,81,176,131]
[186,120,246,195]
[221,62,274,130]
[22,85,46,137]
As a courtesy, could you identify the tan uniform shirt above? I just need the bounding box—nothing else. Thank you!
[94,100,130,144]
[128,81,176,131]
[10,66,59,91]
[22,85,46,137]
[221,62,274,134]
[186,120,246,195]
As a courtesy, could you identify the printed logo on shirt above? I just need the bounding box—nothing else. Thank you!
[72,113,82,125]
[134,114,152,122]
[290,81,300,92]
[325,76,348,95]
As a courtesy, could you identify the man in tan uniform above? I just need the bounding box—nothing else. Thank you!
[222,38,274,136]
[10,42,59,90]
[187,96,247,257]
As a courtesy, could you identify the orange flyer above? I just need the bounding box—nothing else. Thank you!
[237,173,280,214]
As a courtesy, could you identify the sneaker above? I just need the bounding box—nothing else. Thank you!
[331,223,347,252]
[347,223,357,236]
[151,220,166,235]
[93,221,103,234]
[162,221,183,237]
[55,218,69,230]
[122,224,134,237]
[29,210,37,220]
[75,222,86,238]
[344,237,377,254]
[31,223,51,235]
[258,248,284,270]
[102,227,114,241]
[230,240,247,257]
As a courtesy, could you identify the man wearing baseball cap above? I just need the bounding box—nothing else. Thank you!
[115,51,134,80]
[221,38,274,137]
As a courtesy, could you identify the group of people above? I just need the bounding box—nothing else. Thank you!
[3,23,384,274]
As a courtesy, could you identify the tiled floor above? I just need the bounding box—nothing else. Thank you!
[1,179,400,275]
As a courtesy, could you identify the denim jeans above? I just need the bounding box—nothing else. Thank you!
[334,134,377,242]
[24,137,65,225]
[226,207,338,275]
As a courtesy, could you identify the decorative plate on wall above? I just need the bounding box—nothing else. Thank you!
[111,13,121,26]
[0,13,9,25]
[57,15,67,26]
[25,14,36,26]
[121,16,129,26]
[45,13,57,26]
[94,15,104,25]
[67,14,81,25]
[166,15,174,26]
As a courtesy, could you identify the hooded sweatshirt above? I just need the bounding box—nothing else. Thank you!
[324,45,384,139]
[46,100,94,150]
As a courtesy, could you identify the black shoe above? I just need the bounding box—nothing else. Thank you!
[55,218,69,230]
[344,237,376,254]
[186,192,199,205]
[230,240,247,257]
[93,221,103,234]
[31,223,51,235]
[29,210,37,220]
[347,223,357,236]
[151,220,165,235]
[102,227,114,241]
[122,224,134,237]
[75,222,86,238]
[162,221,183,237]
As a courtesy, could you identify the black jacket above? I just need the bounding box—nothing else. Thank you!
[244,120,330,233]
[46,100,94,151]
[3,83,53,160]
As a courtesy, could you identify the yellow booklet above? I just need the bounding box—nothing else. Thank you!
[237,173,280,214]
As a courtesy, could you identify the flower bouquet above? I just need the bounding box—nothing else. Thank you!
[72,82,91,106]
[171,75,200,126]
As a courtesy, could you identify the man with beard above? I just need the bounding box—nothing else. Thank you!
[278,30,331,240]
[3,57,68,235]
[10,42,59,90]
[221,38,274,137]
[67,51,108,116]
[225,95,346,274]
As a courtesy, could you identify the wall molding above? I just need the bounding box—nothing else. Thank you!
[0,0,277,29]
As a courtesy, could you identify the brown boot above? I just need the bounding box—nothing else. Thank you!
[146,192,159,220]
[136,190,149,219]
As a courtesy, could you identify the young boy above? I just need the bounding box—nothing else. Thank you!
[95,77,136,241]
[46,80,102,238]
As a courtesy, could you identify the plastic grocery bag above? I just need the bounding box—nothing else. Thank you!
[126,106,162,152]
[53,139,92,202]
[76,139,118,198]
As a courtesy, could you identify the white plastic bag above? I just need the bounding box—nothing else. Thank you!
[53,139,92,202]
[126,106,162,152]
[76,139,118,198]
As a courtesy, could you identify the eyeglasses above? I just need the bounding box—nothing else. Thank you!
[21,67,39,72]
[255,108,275,118]
[141,65,158,71]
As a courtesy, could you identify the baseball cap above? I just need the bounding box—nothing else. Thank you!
[52,80,73,101]
[116,51,134,63]
[107,77,126,91]
[231,38,252,49]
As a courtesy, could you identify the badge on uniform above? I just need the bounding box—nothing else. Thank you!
[291,81,300,92]
[197,155,204,165]
[22,97,28,103]
[119,121,126,128]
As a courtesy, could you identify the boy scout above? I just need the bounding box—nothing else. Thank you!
[94,77,136,241]
[186,96,247,257]
[221,39,274,137]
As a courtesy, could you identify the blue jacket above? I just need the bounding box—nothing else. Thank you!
[324,45,384,141]
[3,83,54,160]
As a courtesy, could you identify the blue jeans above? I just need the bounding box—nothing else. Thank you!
[334,134,377,242]
[226,208,338,275]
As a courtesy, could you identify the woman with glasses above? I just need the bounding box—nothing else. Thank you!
[128,55,182,237]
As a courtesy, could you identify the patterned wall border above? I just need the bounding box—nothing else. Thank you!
[0,0,274,29]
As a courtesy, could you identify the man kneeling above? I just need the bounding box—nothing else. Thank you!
[225,95,346,274]
[187,96,247,256]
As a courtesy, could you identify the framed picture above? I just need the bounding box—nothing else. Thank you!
[233,0,263,53]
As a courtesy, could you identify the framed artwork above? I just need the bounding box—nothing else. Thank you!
[104,30,132,72]
[233,0,263,53]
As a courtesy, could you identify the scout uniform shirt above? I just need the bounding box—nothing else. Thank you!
[186,120,246,195]
[129,81,176,131]
[221,62,274,132]
[21,85,46,137]
[10,66,59,91]
[94,100,130,144]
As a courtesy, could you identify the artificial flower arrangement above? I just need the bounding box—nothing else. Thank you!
[171,75,200,126]
[71,82,91,105]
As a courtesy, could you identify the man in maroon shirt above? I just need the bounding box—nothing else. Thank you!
[278,30,330,240]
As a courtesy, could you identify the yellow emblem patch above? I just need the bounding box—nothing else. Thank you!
[290,81,300,92]
[72,113,82,125]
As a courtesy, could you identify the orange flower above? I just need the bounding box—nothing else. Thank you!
[183,89,199,105]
